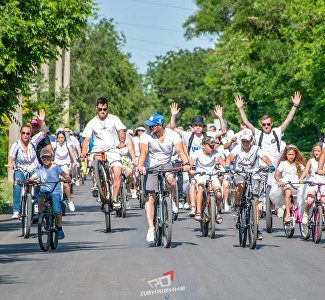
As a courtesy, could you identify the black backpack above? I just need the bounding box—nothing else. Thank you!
[258,130,280,153]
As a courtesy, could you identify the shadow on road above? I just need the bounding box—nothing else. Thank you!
[171,241,198,248]
[0,274,24,285]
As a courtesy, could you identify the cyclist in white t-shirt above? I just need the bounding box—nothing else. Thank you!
[81,97,126,209]
[169,102,226,217]
[137,113,190,243]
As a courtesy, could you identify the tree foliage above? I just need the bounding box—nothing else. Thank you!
[0,0,94,119]
[183,0,324,150]
[70,19,147,129]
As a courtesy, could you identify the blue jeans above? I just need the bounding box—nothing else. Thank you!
[37,193,62,215]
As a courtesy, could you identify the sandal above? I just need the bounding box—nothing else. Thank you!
[284,214,291,223]
[216,214,223,224]
[194,212,201,221]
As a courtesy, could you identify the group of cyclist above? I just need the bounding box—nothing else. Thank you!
[8,92,325,243]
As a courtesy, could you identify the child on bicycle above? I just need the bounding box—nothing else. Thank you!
[29,147,71,239]
[274,144,305,223]
[299,142,325,224]
[189,136,225,223]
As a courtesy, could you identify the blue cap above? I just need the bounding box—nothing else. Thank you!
[144,113,165,126]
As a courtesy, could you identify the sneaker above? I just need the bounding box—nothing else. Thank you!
[224,202,230,212]
[68,201,75,212]
[91,186,98,198]
[183,203,190,210]
[12,211,19,219]
[113,199,121,209]
[277,207,284,218]
[257,230,263,240]
[178,202,183,209]
[188,207,195,217]
[172,201,178,214]
[75,179,80,187]
[146,228,155,243]
[302,212,308,225]
[57,229,65,240]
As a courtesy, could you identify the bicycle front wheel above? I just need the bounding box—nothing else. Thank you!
[248,199,258,249]
[265,195,273,233]
[238,207,247,247]
[120,179,127,218]
[162,196,173,248]
[139,174,145,209]
[312,205,323,244]
[103,204,112,233]
[94,160,110,202]
[283,208,295,238]
[50,215,58,250]
[38,213,50,251]
[209,195,216,239]
[23,194,33,239]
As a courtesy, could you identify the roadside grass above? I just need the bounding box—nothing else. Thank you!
[0,178,12,214]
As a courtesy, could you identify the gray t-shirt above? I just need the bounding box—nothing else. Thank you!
[140,128,182,168]
[33,165,64,194]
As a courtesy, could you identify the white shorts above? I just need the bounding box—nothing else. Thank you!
[90,150,122,168]
[194,174,221,189]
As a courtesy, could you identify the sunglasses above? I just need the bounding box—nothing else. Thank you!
[149,124,159,130]
[262,122,271,127]
[40,156,52,160]
[97,108,108,112]
[21,132,31,135]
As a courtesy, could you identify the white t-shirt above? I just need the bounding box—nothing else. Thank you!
[277,160,304,182]
[140,128,182,168]
[52,141,73,166]
[231,144,266,172]
[309,158,325,182]
[255,126,282,165]
[82,114,126,152]
[191,149,222,173]
[33,165,63,194]
[133,136,141,157]
[182,131,215,159]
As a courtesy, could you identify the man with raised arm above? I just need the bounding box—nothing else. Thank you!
[137,113,190,243]
[169,102,226,217]
[81,97,126,209]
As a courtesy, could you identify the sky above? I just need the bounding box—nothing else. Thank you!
[96,0,215,74]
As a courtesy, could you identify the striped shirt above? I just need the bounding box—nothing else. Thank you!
[9,132,44,173]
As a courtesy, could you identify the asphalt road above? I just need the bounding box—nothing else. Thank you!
[1,179,324,300]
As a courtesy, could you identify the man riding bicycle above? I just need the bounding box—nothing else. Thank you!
[137,113,190,243]
[81,97,126,209]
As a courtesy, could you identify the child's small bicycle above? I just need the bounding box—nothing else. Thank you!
[300,181,325,243]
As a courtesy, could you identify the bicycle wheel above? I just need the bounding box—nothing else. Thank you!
[265,195,273,233]
[94,160,110,202]
[247,199,258,249]
[38,213,50,251]
[139,174,145,209]
[50,215,58,249]
[61,197,67,216]
[299,221,311,241]
[238,207,247,247]
[154,200,162,246]
[283,209,295,238]
[162,196,173,248]
[103,204,112,233]
[201,197,209,237]
[209,194,216,239]
[120,179,127,218]
[22,194,33,238]
[173,177,179,221]
[312,205,323,244]
[20,196,26,237]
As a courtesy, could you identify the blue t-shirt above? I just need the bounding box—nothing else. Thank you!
[33,165,63,194]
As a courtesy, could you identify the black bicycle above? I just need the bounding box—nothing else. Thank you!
[37,181,66,251]
[234,168,269,250]
[116,172,128,218]
[137,173,145,209]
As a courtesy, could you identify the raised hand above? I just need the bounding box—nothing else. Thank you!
[234,96,244,109]
[37,109,46,121]
[170,102,180,116]
[214,105,223,118]
[291,91,301,107]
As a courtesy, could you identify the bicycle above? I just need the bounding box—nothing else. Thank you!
[234,168,270,249]
[37,181,65,252]
[137,173,145,209]
[147,167,177,248]
[194,170,225,239]
[299,181,325,243]
[116,171,128,218]
[281,182,304,238]
[15,168,38,239]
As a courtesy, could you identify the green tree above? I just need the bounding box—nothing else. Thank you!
[0,0,94,119]
[70,19,146,129]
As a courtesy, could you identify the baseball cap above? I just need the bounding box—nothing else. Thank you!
[30,118,40,126]
[40,147,53,158]
[240,128,253,140]
[144,113,165,126]
[202,136,216,147]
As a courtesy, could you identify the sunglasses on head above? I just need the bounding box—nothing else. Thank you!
[262,122,271,127]
[97,107,108,112]
[21,131,31,136]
